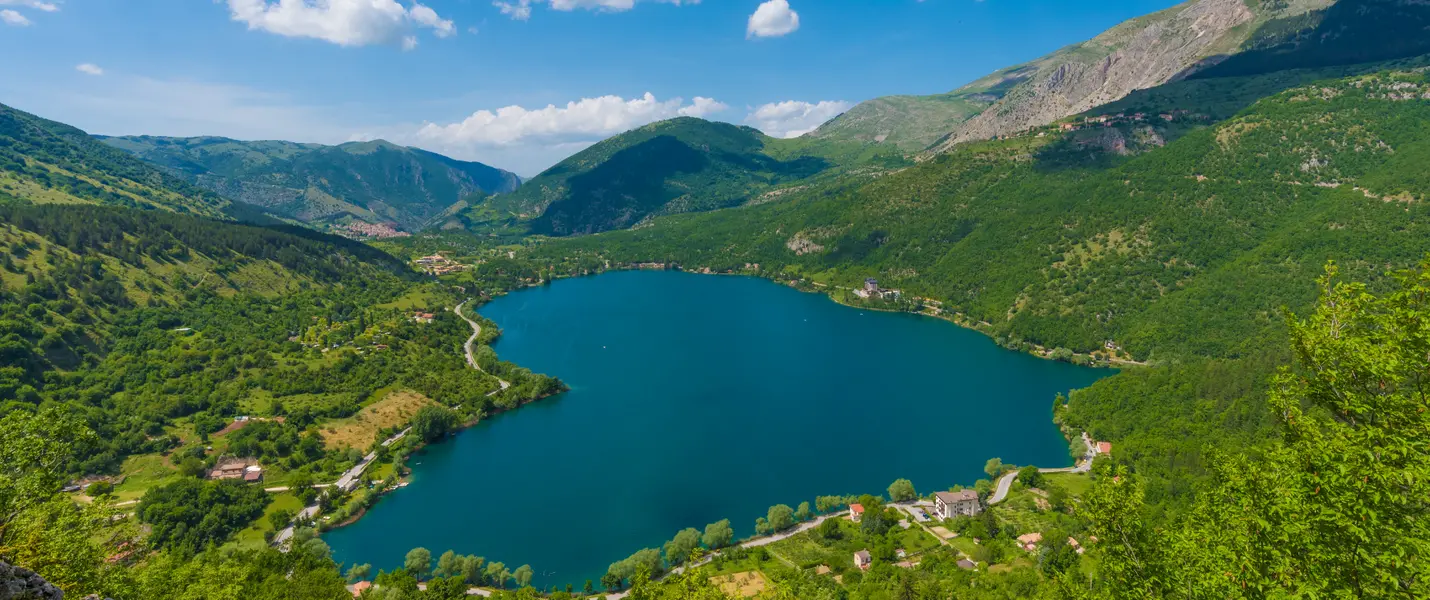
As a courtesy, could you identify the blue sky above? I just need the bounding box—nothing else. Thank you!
[0,0,1181,175]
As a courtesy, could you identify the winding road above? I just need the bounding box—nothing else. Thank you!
[989,433,1097,504]
[454,300,510,395]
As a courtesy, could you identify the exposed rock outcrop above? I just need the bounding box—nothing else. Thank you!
[0,561,64,600]
[932,0,1260,151]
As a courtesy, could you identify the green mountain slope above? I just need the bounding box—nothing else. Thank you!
[469,117,850,236]
[100,135,522,232]
[0,102,233,218]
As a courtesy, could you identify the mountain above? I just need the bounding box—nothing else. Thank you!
[465,117,844,236]
[0,102,233,218]
[100,135,522,232]
[543,60,1430,360]
[811,0,1430,153]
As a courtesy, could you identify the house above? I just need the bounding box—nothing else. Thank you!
[853,550,872,571]
[243,466,263,483]
[413,312,436,324]
[1068,537,1084,555]
[933,490,982,519]
[957,559,977,571]
[1017,532,1043,552]
[849,503,865,522]
[1096,441,1113,455]
[208,458,256,481]
[865,278,879,293]
[349,581,372,597]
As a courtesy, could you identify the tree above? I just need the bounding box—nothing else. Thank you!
[136,478,269,555]
[484,561,507,589]
[663,528,701,565]
[1016,466,1043,489]
[269,507,294,530]
[600,570,622,592]
[513,564,533,588]
[1085,264,1430,598]
[1048,485,1070,512]
[1038,530,1079,577]
[984,457,1005,479]
[410,405,461,443]
[345,563,372,583]
[815,495,844,513]
[701,519,733,549]
[404,547,432,579]
[754,517,771,536]
[887,478,916,502]
[794,501,811,521]
[427,576,469,600]
[583,580,594,595]
[767,504,794,532]
[84,481,113,497]
[817,516,842,541]
[459,555,485,584]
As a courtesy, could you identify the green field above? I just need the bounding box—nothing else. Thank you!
[231,493,305,550]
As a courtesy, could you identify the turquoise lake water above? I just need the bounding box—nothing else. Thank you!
[325,271,1108,588]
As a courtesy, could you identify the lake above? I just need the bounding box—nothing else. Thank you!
[325,270,1109,587]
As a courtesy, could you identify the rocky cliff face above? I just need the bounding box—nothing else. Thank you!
[933,0,1269,151]
[0,561,64,600]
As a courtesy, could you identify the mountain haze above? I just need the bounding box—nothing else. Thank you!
[101,136,522,232]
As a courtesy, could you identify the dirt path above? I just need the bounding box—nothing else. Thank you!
[454,300,510,395]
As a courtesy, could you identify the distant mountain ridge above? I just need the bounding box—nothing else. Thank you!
[811,0,1430,154]
[461,117,838,236]
[100,135,522,232]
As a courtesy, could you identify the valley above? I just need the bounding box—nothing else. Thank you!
[2,0,1430,599]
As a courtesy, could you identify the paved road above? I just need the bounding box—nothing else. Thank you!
[990,432,1097,505]
[273,428,410,551]
[454,300,510,395]
[989,471,1020,504]
[602,511,851,599]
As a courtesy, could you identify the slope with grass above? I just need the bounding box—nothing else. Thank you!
[100,136,522,231]
[0,102,233,218]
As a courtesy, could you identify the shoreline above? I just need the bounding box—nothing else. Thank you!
[519,264,1146,369]
[315,309,567,537]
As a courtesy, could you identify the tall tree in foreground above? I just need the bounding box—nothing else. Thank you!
[1078,262,1430,598]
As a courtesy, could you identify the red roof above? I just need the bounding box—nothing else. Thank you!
[850,503,864,513]
[1096,441,1113,454]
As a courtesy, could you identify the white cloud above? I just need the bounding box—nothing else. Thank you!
[224,0,456,47]
[493,1,532,20]
[744,100,851,138]
[747,0,798,38]
[0,0,58,12]
[493,0,697,21]
[401,35,418,50]
[414,93,727,148]
[408,2,454,37]
[75,63,104,76]
[0,9,30,26]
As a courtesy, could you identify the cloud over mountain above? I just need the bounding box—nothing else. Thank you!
[744,100,850,138]
[414,93,727,147]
